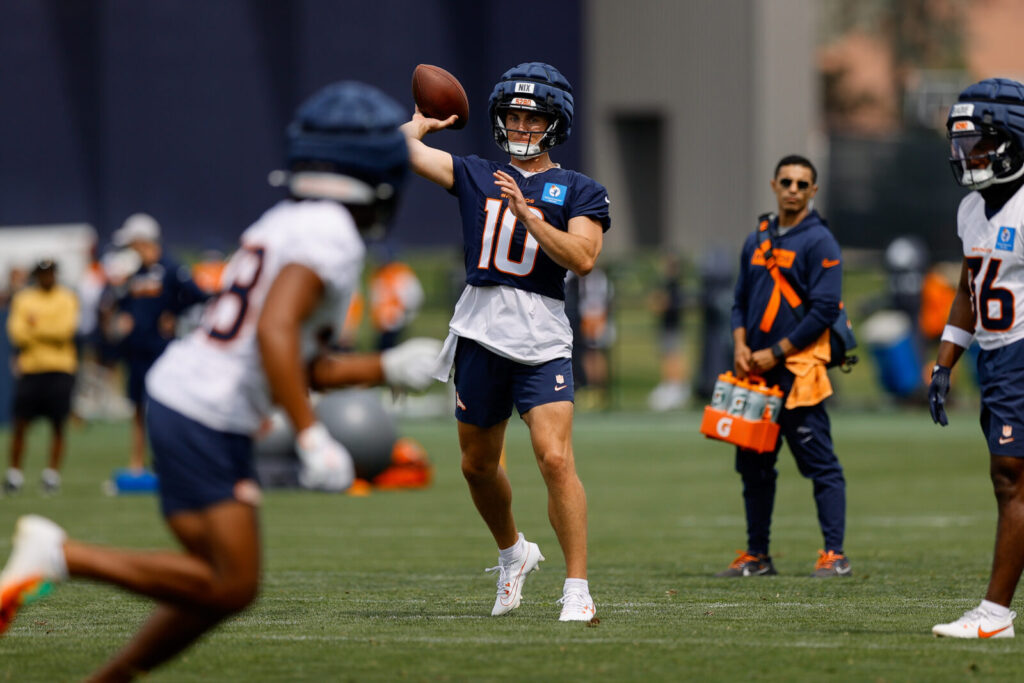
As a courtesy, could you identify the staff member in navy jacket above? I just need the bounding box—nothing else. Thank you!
[716,155,851,580]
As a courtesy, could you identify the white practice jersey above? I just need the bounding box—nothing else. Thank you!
[432,284,572,382]
[958,186,1024,350]
[147,200,364,434]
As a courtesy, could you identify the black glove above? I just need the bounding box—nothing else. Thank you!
[929,364,951,426]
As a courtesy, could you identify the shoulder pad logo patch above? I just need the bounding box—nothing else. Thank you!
[542,182,567,206]
[996,226,1016,252]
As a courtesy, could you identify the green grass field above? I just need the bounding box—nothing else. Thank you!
[0,404,1017,682]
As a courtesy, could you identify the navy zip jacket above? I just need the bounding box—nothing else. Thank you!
[731,209,843,354]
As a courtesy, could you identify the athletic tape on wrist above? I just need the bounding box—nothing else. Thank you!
[940,325,974,349]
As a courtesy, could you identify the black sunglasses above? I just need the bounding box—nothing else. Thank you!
[779,178,810,190]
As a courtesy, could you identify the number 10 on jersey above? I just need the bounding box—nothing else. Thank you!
[478,198,542,276]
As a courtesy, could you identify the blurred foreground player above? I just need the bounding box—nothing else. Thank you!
[5,260,78,494]
[402,62,610,621]
[930,78,1024,639]
[0,81,440,679]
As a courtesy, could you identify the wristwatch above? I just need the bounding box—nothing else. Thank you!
[771,343,785,360]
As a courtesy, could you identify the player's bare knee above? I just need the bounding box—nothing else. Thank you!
[460,454,499,482]
[534,448,575,481]
[208,576,259,614]
[990,461,1024,503]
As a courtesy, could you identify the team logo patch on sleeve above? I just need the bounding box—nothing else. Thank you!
[542,183,567,206]
[996,226,1016,251]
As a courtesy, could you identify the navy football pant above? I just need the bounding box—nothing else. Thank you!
[734,402,845,556]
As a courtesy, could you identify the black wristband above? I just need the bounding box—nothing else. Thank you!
[771,343,785,360]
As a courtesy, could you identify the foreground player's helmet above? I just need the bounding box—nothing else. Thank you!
[488,62,574,159]
[947,78,1024,191]
[278,81,409,234]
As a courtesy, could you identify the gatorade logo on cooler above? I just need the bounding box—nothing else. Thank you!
[716,417,733,437]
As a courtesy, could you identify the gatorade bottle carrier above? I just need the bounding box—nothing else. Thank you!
[700,373,781,453]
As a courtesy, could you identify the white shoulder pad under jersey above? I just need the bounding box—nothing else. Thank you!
[146,200,365,434]
[958,187,1024,350]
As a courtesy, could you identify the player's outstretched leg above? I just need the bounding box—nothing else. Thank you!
[933,604,1016,638]
[486,532,545,616]
[0,515,68,635]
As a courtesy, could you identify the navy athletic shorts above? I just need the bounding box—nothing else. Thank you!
[453,337,573,427]
[147,398,257,517]
[13,372,75,423]
[977,337,1024,457]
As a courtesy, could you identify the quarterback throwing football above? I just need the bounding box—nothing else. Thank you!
[402,62,610,621]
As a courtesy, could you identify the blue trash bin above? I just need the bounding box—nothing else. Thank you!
[863,310,922,397]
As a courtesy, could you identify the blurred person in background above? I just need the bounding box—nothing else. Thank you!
[567,268,615,410]
[648,254,690,411]
[5,260,79,494]
[369,257,424,350]
[0,80,440,679]
[111,213,209,473]
[929,78,1024,639]
[720,155,850,579]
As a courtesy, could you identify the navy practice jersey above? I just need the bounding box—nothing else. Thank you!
[117,255,209,358]
[449,155,610,301]
[731,210,843,353]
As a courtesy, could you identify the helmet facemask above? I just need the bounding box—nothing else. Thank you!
[948,124,1024,190]
[494,106,559,160]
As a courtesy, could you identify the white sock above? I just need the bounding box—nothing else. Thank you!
[563,578,589,595]
[499,533,525,563]
[981,599,1011,619]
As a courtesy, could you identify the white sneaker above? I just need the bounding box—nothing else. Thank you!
[3,468,23,495]
[40,468,61,495]
[485,535,544,616]
[932,606,1016,639]
[0,515,68,635]
[557,588,596,622]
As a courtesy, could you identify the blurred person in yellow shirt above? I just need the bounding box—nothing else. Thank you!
[5,260,79,494]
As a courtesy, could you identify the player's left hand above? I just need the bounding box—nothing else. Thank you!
[493,170,532,221]
[381,337,442,392]
[929,364,951,426]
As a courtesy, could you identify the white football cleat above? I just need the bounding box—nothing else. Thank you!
[0,515,68,635]
[485,534,544,616]
[557,588,596,622]
[932,606,1016,639]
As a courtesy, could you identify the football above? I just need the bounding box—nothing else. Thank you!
[411,64,469,129]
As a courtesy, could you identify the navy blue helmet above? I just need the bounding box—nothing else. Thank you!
[947,77,1024,190]
[280,81,409,232]
[488,62,574,159]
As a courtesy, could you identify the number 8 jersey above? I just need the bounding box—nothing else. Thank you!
[436,155,610,372]
[959,188,1024,350]
[146,200,364,435]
